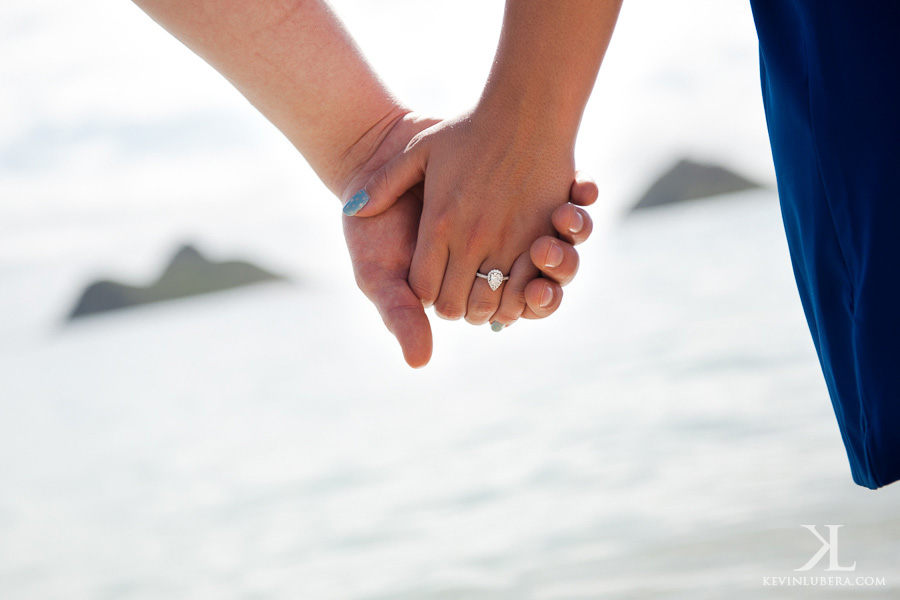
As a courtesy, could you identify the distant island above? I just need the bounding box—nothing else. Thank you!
[631,158,762,212]
[68,244,285,319]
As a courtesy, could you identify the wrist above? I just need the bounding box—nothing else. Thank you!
[472,89,580,154]
[467,98,578,161]
[332,110,442,204]
[326,104,411,198]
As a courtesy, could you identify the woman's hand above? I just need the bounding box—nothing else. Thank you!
[338,112,595,365]
[345,109,579,327]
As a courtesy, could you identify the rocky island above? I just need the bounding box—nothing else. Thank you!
[632,158,762,212]
[68,244,285,319]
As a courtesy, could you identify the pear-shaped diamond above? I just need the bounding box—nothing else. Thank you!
[486,269,504,291]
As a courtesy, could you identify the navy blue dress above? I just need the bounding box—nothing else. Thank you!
[749,1,900,488]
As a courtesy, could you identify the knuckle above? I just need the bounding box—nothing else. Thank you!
[505,277,528,297]
[354,275,374,296]
[434,300,465,321]
[429,210,455,237]
[463,223,493,254]
[491,309,518,326]
[464,313,488,325]
[383,303,420,326]
[408,280,435,306]
[352,263,382,296]
[467,298,497,317]
[446,185,466,204]
[494,294,526,324]
[368,167,390,197]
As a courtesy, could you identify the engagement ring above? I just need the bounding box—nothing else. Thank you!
[476,269,509,291]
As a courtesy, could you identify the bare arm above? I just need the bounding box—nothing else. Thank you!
[132,0,405,194]
[479,0,622,155]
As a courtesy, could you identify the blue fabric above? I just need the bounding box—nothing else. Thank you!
[749,1,900,488]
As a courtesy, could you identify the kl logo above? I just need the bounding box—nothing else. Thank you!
[795,525,857,572]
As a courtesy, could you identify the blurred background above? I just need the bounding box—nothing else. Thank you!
[1,0,898,598]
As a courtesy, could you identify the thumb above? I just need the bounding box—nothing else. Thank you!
[342,143,427,217]
[370,278,433,368]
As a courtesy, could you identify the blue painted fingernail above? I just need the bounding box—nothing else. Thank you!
[491,321,504,332]
[342,189,369,216]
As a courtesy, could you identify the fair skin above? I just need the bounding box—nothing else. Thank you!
[132,0,618,366]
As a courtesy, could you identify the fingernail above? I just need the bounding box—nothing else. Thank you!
[545,242,564,268]
[491,321,504,332]
[539,284,554,308]
[568,210,584,234]
[342,189,369,216]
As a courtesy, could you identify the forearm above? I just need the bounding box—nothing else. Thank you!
[477,0,622,146]
[132,0,404,194]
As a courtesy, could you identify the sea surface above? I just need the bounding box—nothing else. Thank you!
[2,191,899,599]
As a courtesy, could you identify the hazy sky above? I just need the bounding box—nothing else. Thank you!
[0,0,772,210]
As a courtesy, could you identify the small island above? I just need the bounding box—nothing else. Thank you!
[631,158,762,212]
[68,244,285,319]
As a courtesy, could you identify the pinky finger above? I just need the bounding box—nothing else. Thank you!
[570,171,599,207]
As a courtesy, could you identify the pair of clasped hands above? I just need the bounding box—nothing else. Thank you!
[337,110,597,368]
[131,0,617,370]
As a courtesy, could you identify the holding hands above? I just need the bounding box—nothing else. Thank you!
[134,0,620,367]
[339,112,596,367]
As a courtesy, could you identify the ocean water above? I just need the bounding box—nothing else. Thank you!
[1,191,898,599]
